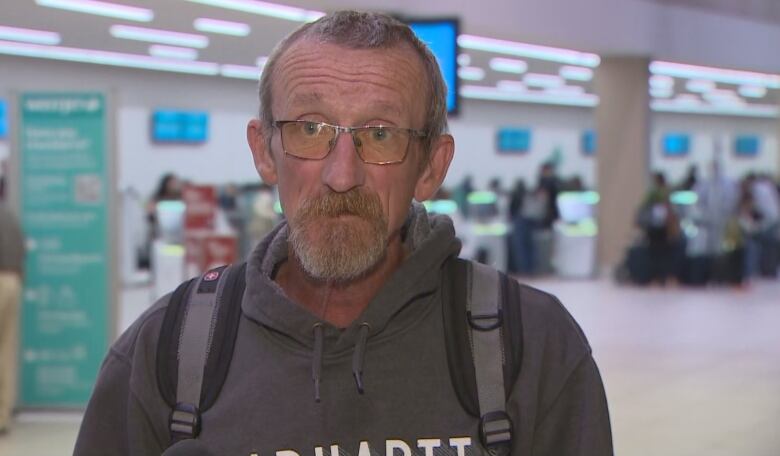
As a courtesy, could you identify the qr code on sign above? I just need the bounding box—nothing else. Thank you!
[74,174,103,204]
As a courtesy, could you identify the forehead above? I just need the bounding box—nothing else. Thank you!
[271,40,428,123]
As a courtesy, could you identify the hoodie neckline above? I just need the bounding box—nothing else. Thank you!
[240,203,461,354]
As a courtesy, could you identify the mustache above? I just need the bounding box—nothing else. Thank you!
[295,189,384,219]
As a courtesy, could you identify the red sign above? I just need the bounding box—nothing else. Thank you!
[182,184,217,232]
[185,233,237,275]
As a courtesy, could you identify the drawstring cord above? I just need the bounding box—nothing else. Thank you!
[352,322,371,395]
[312,323,324,402]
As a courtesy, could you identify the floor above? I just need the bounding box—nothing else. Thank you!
[1,277,779,456]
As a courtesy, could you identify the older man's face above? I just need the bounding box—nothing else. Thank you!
[256,41,436,281]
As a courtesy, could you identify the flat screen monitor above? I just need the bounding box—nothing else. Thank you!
[406,18,459,115]
[152,110,208,143]
[0,99,7,139]
[734,135,759,157]
[663,133,690,157]
[496,127,531,153]
[582,130,596,156]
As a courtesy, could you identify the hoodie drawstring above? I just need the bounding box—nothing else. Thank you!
[352,322,371,395]
[312,323,324,402]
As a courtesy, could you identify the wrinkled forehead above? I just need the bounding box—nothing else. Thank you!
[270,39,429,124]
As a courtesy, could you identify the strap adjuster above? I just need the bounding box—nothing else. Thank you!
[479,411,513,449]
[170,402,201,440]
[468,309,503,331]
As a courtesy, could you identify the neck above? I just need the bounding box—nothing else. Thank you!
[275,233,407,328]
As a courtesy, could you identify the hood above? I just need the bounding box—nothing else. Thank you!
[241,202,461,353]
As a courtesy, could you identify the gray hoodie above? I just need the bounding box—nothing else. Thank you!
[74,207,612,456]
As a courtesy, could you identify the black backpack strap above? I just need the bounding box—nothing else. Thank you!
[156,262,247,446]
[442,257,523,455]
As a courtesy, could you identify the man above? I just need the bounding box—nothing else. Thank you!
[75,11,612,455]
[0,202,24,434]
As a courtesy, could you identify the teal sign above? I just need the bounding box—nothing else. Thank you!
[18,92,112,406]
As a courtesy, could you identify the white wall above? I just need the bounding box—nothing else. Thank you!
[1,55,777,200]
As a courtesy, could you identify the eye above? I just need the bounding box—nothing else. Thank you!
[371,127,391,141]
[301,121,320,136]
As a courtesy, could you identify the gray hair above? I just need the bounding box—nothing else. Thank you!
[258,11,448,160]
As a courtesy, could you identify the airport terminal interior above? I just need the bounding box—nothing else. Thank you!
[0,0,779,455]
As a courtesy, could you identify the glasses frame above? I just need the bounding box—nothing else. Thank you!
[273,120,428,165]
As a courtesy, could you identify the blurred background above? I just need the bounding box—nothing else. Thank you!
[0,0,779,455]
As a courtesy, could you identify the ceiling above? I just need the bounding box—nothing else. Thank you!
[0,0,778,117]
[645,0,780,25]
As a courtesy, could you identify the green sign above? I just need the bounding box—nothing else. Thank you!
[18,92,112,406]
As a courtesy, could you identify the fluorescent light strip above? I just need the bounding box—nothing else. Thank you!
[0,25,61,45]
[36,0,153,22]
[489,57,527,74]
[457,53,471,66]
[651,60,780,89]
[458,34,600,67]
[651,99,778,118]
[496,80,526,91]
[149,45,198,60]
[685,79,715,93]
[458,66,485,81]
[194,18,250,36]
[256,56,268,67]
[546,85,585,96]
[110,25,209,48]
[649,74,674,90]
[738,86,767,98]
[650,87,673,98]
[461,85,599,107]
[523,73,564,88]
[184,0,324,22]
[220,64,261,79]
[559,65,593,82]
[0,39,219,75]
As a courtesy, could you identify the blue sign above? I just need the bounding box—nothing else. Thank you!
[663,133,690,157]
[734,135,759,157]
[152,110,208,143]
[0,99,7,139]
[497,128,532,153]
[408,19,459,114]
[582,130,596,156]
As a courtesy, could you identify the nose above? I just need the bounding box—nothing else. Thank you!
[321,129,365,193]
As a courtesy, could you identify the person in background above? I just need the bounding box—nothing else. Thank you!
[508,179,533,274]
[750,174,780,277]
[0,202,24,434]
[537,162,560,229]
[141,173,184,268]
[680,164,698,191]
[694,160,738,270]
[637,172,680,285]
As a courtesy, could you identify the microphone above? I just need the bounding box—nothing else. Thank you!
[161,439,217,456]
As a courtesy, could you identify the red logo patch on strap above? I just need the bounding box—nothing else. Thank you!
[203,270,220,282]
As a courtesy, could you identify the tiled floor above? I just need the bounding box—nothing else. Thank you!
[1,278,779,456]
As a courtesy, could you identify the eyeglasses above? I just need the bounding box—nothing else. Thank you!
[273,120,428,165]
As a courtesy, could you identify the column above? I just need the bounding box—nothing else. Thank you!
[594,56,651,270]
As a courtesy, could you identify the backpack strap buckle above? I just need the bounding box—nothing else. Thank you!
[467,309,503,331]
[479,410,513,450]
[170,402,201,441]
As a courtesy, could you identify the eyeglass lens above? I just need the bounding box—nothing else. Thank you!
[281,121,409,164]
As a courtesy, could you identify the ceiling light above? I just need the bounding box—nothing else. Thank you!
[458,67,485,81]
[489,57,527,74]
[650,87,673,98]
[149,45,198,60]
[650,60,780,89]
[457,53,471,66]
[0,25,61,45]
[545,85,585,96]
[559,66,593,81]
[703,89,742,105]
[193,18,250,36]
[685,79,715,93]
[184,0,325,22]
[0,39,219,75]
[738,86,767,98]
[651,99,777,118]
[36,0,153,22]
[649,75,674,90]
[458,34,600,67]
[110,25,209,48]
[674,94,702,105]
[523,73,564,88]
[461,85,598,107]
[496,80,526,91]
[256,56,268,67]
[220,64,261,80]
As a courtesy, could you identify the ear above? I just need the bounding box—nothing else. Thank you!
[414,134,454,202]
[247,119,278,185]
